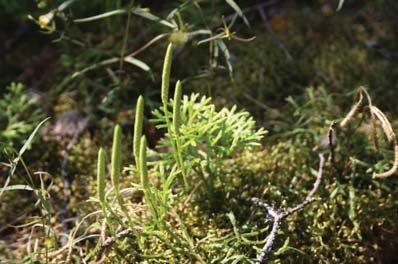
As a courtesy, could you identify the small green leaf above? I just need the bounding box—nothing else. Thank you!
[123,56,151,72]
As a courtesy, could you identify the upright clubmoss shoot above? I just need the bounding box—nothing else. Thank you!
[134,96,144,169]
[172,80,188,188]
[139,136,148,189]
[111,124,122,194]
[173,80,182,136]
[159,43,187,189]
[161,43,174,106]
[97,147,106,205]
[139,135,159,225]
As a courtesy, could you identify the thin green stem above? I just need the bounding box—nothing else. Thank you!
[140,136,161,228]
[119,0,134,77]
[173,81,188,189]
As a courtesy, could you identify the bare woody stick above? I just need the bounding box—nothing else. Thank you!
[250,153,325,264]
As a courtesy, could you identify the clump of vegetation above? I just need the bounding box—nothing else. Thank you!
[3,42,398,263]
[0,82,44,156]
[90,43,266,263]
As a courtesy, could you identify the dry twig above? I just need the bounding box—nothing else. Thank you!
[95,227,139,260]
[340,87,397,178]
[340,90,363,128]
[250,153,325,263]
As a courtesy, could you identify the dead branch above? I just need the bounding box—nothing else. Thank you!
[96,228,134,260]
[250,152,325,263]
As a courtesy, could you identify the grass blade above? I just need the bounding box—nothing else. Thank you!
[0,184,33,192]
[132,8,177,29]
[216,40,233,77]
[19,117,50,157]
[72,58,119,78]
[74,9,126,23]
[124,56,151,72]
[1,118,49,199]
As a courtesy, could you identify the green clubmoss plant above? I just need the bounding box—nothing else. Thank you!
[97,147,106,207]
[152,93,267,195]
[110,124,136,231]
[160,43,188,190]
[172,81,182,136]
[139,135,159,227]
[172,80,188,188]
[111,124,122,194]
[133,95,144,169]
[161,43,173,105]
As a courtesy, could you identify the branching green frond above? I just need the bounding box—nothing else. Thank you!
[152,93,266,174]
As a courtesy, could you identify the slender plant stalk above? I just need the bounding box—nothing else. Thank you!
[111,125,140,242]
[140,136,149,189]
[119,0,134,73]
[96,148,116,235]
[374,144,398,178]
[162,43,173,106]
[371,106,396,143]
[110,126,129,214]
[110,124,127,215]
[134,95,144,169]
[340,90,363,128]
[161,43,174,136]
[97,148,106,207]
[360,87,379,150]
[111,125,122,194]
[161,43,188,190]
[173,80,188,189]
[172,81,182,138]
[139,136,159,226]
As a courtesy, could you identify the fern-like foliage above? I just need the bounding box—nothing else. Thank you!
[152,93,266,184]
[0,83,44,154]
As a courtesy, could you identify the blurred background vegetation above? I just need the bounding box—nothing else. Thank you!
[1,0,398,263]
[1,0,397,145]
